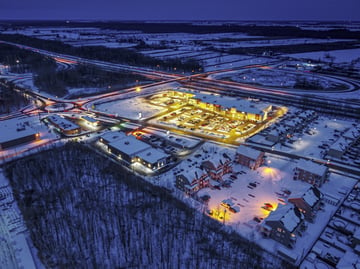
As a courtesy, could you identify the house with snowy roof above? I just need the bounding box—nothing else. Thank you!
[327,137,350,159]
[288,186,323,222]
[293,159,329,187]
[201,159,232,181]
[343,125,360,141]
[235,145,264,170]
[261,204,305,249]
[175,167,209,196]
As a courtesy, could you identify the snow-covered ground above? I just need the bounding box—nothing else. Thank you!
[286,48,360,64]
[0,169,43,269]
[94,95,164,120]
[88,82,180,119]
[210,67,352,91]
[204,38,352,50]
[275,116,356,159]
[158,141,357,266]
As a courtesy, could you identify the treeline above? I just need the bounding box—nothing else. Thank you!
[3,21,360,39]
[0,43,55,73]
[34,63,154,98]
[4,143,290,269]
[0,34,201,72]
[0,80,30,114]
[0,43,68,96]
[0,43,156,97]
[227,40,360,55]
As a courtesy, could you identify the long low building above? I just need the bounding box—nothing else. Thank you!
[100,131,171,171]
[46,115,81,135]
[166,90,272,122]
[293,159,329,187]
[0,119,40,150]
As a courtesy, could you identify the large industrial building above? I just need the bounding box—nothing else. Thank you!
[0,119,40,150]
[100,131,170,171]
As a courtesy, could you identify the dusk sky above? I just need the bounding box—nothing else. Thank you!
[1,0,359,21]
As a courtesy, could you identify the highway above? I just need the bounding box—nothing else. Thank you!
[1,39,360,172]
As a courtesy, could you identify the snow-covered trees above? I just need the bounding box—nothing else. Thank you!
[5,143,285,268]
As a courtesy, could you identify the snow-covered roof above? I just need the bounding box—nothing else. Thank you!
[236,145,263,160]
[296,159,328,176]
[47,115,79,131]
[100,131,127,144]
[343,126,360,140]
[289,186,322,207]
[266,204,303,232]
[0,119,37,144]
[109,135,151,157]
[81,115,98,123]
[268,130,279,136]
[195,92,270,115]
[180,166,207,183]
[201,160,217,171]
[329,137,349,152]
[175,89,270,115]
[136,148,168,164]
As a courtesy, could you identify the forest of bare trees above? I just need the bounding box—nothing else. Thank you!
[0,80,30,114]
[4,143,290,269]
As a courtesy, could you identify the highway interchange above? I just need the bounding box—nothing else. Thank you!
[1,39,360,176]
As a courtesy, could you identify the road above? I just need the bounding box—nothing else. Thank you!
[1,39,360,175]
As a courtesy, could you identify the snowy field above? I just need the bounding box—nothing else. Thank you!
[0,170,40,269]
[204,38,351,50]
[210,67,352,91]
[94,95,164,120]
[286,48,360,64]
[87,82,180,119]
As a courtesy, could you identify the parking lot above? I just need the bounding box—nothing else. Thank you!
[147,93,278,144]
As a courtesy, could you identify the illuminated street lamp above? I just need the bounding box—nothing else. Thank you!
[136,87,141,92]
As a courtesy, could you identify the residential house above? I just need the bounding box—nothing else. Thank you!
[261,204,305,248]
[294,159,329,187]
[235,145,264,170]
[288,185,323,222]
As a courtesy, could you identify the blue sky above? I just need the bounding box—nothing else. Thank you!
[0,0,359,21]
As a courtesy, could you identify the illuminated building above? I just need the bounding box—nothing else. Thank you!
[166,90,272,122]
[201,159,232,180]
[100,132,170,171]
[175,170,209,196]
[261,204,305,249]
[288,186,323,222]
[81,115,100,127]
[46,115,81,135]
[235,145,264,170]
